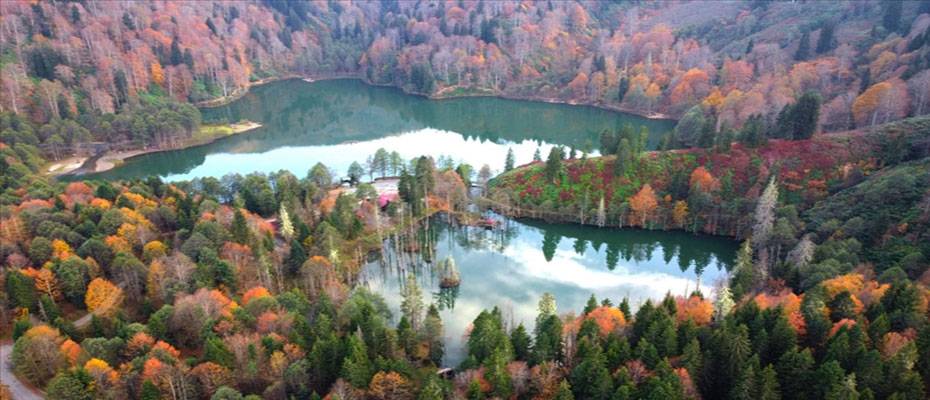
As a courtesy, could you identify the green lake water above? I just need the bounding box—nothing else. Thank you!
[81,78,732,367]
[84,78,674,181]
[363,216,736,366]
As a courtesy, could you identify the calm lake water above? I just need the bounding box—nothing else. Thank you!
[362,216,736,366]
[85,78,674,181]
[84,79,730,367]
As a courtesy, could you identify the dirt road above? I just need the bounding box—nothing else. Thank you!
[0,343,43,400]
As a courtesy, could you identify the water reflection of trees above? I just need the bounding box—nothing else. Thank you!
[103,79,674,180]
[433,286,458,311]
[449,219,518,253]
[206,79,674,150]
[516,218,735,275]
[436,214,732,277]
[431,215,732,277]
[364,213,735,321]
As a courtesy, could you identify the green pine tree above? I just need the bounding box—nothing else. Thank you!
[545,147,563,183]
[341,334,372,388]
[486,348,513,399]
[756,365,781,400]
[883,1,902,32]
[697,117,716,148]
[569,338,613,399]
[555,380,575,400]
[140,380,161,400]
[5,270,37,311]
[791,92,821,140]
[284,239,306,276]
[619,297,632,320]
[467,379,484,400]
[776,347,815,400]
[203,336,234,368]
[584,294,599,315]
[418,377,445,400]
[230,208,251,244]
[730,239,755,299]
[510,323,532,362]
[504,148,515,171]
[816,22,836,54]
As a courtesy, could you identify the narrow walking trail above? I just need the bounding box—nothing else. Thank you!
[0,343,43,400]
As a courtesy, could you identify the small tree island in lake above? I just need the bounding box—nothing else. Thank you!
[438,256,461,288]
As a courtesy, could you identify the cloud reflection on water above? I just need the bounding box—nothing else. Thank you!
[363,218,733,367]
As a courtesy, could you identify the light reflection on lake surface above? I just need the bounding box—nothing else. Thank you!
[80,78,730,369]
[362,216,737,367]
[86,78,674,181]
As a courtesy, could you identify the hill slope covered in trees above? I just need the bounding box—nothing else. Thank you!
[2,0,930,155]
[3,2,930,400]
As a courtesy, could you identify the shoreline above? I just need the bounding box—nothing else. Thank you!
[53,75,672,178]
[203,73,677,121]
[427,85,673,120]
[56,121,262,177]
[44,156,89,176]
[194,75,299,108]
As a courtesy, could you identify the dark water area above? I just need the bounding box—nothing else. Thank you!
[86,79,674,181]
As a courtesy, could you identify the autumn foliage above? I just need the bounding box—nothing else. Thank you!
[675,295,714,326]
[577,306,628,336]
[85,278,124,316]
[629,184,658,226]
[242,286,272,305]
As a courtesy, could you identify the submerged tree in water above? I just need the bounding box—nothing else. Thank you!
[438,256,460,288]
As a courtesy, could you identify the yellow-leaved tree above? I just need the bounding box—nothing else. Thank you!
[85,278,123,316]
[672,200,689,229]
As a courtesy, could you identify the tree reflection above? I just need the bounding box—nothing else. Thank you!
[606,244,619,270]
[519,218,735,274]
[541,230,561,262]
[572,238,587,256]
[433,286,459,311]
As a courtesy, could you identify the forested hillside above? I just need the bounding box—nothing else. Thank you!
[3,2,930,400]
[2,116,930,399]
[483,114,930,399]
[2,1,930,154]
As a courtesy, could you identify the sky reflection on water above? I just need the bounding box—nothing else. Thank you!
[362,218,736,366]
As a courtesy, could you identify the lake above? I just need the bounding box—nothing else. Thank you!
[362,216,736,366]
[84,79,730,367]
[85,78,675,181]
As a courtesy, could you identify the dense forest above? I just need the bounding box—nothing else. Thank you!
[2,1,930,400]
[2,1,930,155]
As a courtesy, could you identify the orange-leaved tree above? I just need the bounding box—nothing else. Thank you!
[85,278,124,316]
[689,166,718,193]
[242,286,272,305]
[369,371,414,400]
[629,184,658,227]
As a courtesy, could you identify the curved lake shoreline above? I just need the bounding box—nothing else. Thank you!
[82,79,675,182]
[55,121,263,179]
[54,78,733,369]
[202,75,677,123]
